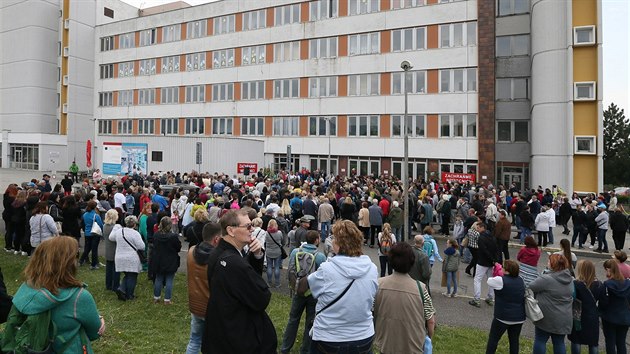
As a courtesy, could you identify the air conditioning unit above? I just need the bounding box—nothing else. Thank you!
[62,75,68,86]
[63,47,69,57]
[62,103,68,113]
[64,19,70,29]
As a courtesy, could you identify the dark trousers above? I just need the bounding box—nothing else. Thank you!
[588,228,597,245]
[486,318,522,354]
[105,260,120,291]
[441,214,450,235]
[572,225,586,246]
[596,229,609,252]
[612,230,626,250]
[379,255,392,277]
[359,226,370,244]
[487,220,496,233]
[71,172,78,183]
[466,248,478,275]
[311,335,373,354]
[280,295,316,354]
[3,219,14,249]
[497,239,509,263]
[119,272,138,300]
[538,231,548,247]
[370,225,382,246]
[80,236,100,267]
[12,222,26,252]
[601,320,628,354]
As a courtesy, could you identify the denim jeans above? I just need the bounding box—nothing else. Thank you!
[570,342,598,354]
[153,272,175,300]
[486,318,522,354]
[320,221,331,242]
[601,319,629,354]
[446,271,457,295]
[548,227,554,244]
[392,226,402,242]
[281,295,317,354]
[119,272,138,299]
[520,227,532,243]
[473,264,493,300]
[80,236,100,267]
[266,256,281,285]
[185,314,205,354]
[533,327,566,354]
[597,229,609,251]
[379,255,392,277]
[310,335,373,354]
[105,260,120,291]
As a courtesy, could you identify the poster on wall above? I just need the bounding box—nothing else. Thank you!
[102,142,148,175]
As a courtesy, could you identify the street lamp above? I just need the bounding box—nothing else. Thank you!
[401,60,413,241]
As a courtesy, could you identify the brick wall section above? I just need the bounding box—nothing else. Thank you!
[477,0,495,185]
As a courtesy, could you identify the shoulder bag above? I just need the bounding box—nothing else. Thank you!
[266,232,287,259]
[308,279,355,338]
[524,288,544,322]
[122,228,147,263]
[90,213,102,236]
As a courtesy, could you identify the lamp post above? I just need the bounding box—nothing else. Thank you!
[401,60,413,241]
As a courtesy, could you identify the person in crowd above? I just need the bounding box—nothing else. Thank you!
[465,221,482,276]
[357,201,371,245]
[612,250,630,279]
[9,236,105,353]
[61,195,82,246]
[517,236,541,286]
[585,204,598,249]
[186,222,221,354]
[80,201,103,269]
[493,210,511,262]
[109,215,145,301]
[594,203,610,253]
[610,207,629,251]
[545,203,557,245]
[555,238,577,275]
[519,205,535,243]
[388,201,403,242]
[377,223,396,277]
[442,238,461,297]
[302,194,318,231]
[422,226,443,267]
[186,209,209,248]
[440,194,452,236]
[485,259,526,354]
[10,190,29,256]
[368,199,383,248]
[318,198,334,243]
[292,217,310,249]
[469,222,498,308]
[559,197,573,235]
[535,206,551,247]
[568,260,602,354]
[150,216,181,304]
[529,254,573,354]
[571,205,588,248]
[374,242,436,354]
[409,235,432,294]
[265,219,287,288]
[305,220,378,353]
[598,260,630,354]
[102,209,120,292]
[69,160,79,182]
[281,231,327,354]
[2,184,18,252]
[201,210,277,353]
[29,201,59,249]
[339,197,356,222]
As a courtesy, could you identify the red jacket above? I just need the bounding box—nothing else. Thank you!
[517,246,541,267]
[379,198,390,217]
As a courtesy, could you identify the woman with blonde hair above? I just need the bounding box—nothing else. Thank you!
[103,209,121,291]
[264,219,287,287]
[377,223,396,277]
[9,236,105,352]
[185,209,209,247]
[568,260,601,354]
[280,199,292,222]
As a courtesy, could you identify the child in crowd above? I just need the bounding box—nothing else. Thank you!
[170,210,179,234]
[442,238,461,297]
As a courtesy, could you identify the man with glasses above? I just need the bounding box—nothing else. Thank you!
[201,210,277,353]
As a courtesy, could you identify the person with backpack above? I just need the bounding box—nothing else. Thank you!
[280,230,327,354]
[1,236,104,353]
[422,226,443,267]
[377,223,396,277]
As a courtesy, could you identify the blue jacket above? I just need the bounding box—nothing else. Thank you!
[82,210,103,238]
[598,279,630,326]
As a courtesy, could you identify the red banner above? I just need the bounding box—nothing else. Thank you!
[86,140,92,168]
[441,172,475,183]
[237,163,258,174]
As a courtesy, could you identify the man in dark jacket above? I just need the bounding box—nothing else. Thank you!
[302,195,318,230]
[409,235,432,294]
[469,223,498,308]
[202,210,277,353]
[559,198,573,235]
[609,207,630,251]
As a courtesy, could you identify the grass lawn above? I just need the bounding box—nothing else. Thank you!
[0,250,541,353]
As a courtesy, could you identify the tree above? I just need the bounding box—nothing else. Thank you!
[603,103,630,186]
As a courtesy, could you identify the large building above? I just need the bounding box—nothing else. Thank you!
[3,0,603,193]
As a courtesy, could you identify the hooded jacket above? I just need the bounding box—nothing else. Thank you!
[11,283,101,353]
[150,231,181,275]
[529,269,574,335]
[598,278,630,325]
[308,254,378,342]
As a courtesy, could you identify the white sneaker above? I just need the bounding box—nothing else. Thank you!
[21,251,28,256]
[14,250,19,255]
[588,245,594,249]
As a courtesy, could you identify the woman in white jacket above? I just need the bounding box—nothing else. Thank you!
[545,206,557,245]
[535,207,551,247]
[109,215,145,301]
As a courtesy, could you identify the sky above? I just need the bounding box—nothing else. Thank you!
[121,0,630,113]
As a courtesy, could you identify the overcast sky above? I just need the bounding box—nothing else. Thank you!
[121,0,630,113]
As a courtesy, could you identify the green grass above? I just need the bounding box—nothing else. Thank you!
[0,250,543,353]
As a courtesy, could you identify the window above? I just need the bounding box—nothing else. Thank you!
[439,22,476,48]
[497,121,529,142]
[161,87,179,104]
[496,35,529,57]
[162,24,181,43]
[139,58,156,75]
[439,161,477,176]
[212,49,234,68]
[309,116,336,136]
[439,114,477,138]
[151,151,163,162]
[161,118,179,135]
[98,92,113,107]
[241,81,265,100]
[161,55,180,73]
[574,26,595,46]
[185,118,205,135]
[214,15,235,35]
[274,79,299,98]
[349,32,380,55]
[496,78,529,100]
[273,117,299,136]
[187,20,207,39]
[138,88,155,105]
[100,36,114,51]
[391,0,425,9]
[439,68,477,93]
[243,9,266,31]
[309,76,337,98]
[104,7,114,18]
[241,117,264,136]
[138,119,155,135]
[349,0,379,15]
[139,28,157,46]
[100,64,114,79]
[118,90,133,106]
[212,83,234,101]
[310,0,338,21]
[348,115,379,137]
[574,82,596,101]
[186,52,206,71]
[117,120,132,134]
[392,71,426,94]
[392,27,426,52]
[212,117,233,135]
[348,74,380,96]
[309,37,338,59]
[119,33,134,49]
[275,4,300,26]
[391,115,426,137]
[498,0,529,16]
[242,45,266,66]
[98,120,112,134]
[574,136,596,154]
[274,41,300,62]
[185,85,205,103]
[118,61,134,77]
[9,144,39,170]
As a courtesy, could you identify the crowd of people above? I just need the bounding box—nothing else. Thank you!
[0,168,629,353]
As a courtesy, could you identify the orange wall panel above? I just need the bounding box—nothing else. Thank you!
[205,84,212,102]
[113,91,118,106]
[427,0,438,4]
[134,31,140,46]
[381,72,391,95]
[207,18,213,35]
[112,121,118,135]
[180,22,187,40]
[178,118,185,136]
[235,13,242,32]
[154,119,161,136]
[156,27,163,44]
[266,44,274,62]
[235,47,242,66]
[232,118,240,136]
[380,115,391,137]
[234,82,241,101]
[264,116,273,137]
[427,25,438,49]
[155,57,161,74]
[265,80,273,100]
[300,39,309,60]
[381,30,391,53]
[132,120,138,135]
[427,70,438,93]
[133,61,139,76]
[113,63,119,78]
[381,0,391,11]
[299,116,308,136]
[114,35,119,49]
[339,0,348,16]
[299,78,308,98]
[155,88,161,104]
[339,35,348,57]
[338,75,348,97]
[179,86,185,103]
[427,114,438,138]
[205,118,212,136]
[301,2,309,22]
[133,89,138,105]
[266,8,274,27]
[338,115,348,137]
[180,55,186,72]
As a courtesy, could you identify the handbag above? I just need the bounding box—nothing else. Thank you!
[572,282,582,331]
[492,262,504,277]
[90,214,102,236]
[122,228,147,263]
[309,279,355,337]
[267,232,287,259]
[524,288,544,322]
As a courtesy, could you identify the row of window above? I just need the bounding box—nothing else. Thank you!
[97,69,477,106]
[100,0,470,51]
